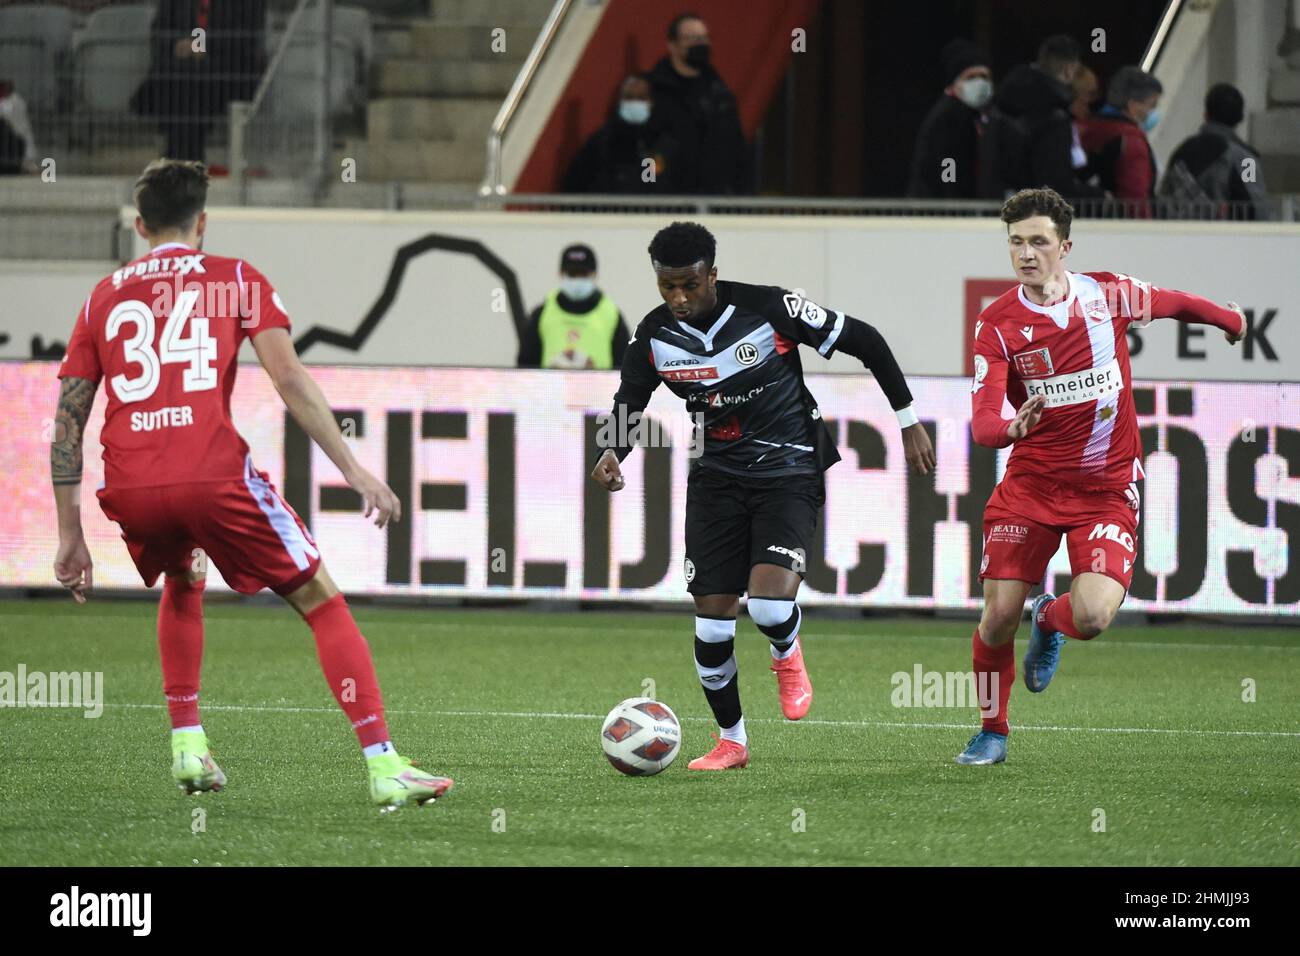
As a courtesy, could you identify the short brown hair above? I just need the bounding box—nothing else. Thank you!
[1000,187,1074,240]
[133,159,209,233]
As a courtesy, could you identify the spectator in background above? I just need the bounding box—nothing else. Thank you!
[1160,83,1270,219]
[563,74,678,193]
[979,35,1105,200]
[1068,63,1099,173]
[906,39,991,199]
[647,12,750,195]
[1079,65,1163,214]
[133,1,267,164]
[0,80,38,175]
[517,244,630,370]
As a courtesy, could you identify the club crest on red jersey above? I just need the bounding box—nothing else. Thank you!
[1013,347,1054,378]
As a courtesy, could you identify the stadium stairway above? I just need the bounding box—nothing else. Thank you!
[348,0,549,185]
[1254,28,1300,191]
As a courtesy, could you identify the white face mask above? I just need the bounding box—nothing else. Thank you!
[560,277,596,300]
[619,99,651,125]
[956,77,993,110]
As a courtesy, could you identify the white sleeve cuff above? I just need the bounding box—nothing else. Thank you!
[895,404,919,429]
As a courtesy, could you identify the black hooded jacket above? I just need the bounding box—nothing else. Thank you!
[646,55,750,195]
[980,64,1103,199]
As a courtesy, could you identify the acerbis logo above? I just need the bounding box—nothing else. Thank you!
[662,357,701,367]
[735,342,759,366]
[684,559,696,583]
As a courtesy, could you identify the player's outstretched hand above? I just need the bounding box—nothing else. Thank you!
[54,536,93,604]
[1224,301,1247,345]
[591,449,625,492]
[1008,395,1047,440]
[350,469,402,527]
[902,423,936,475]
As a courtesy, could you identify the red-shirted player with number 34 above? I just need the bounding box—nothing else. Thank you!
[50,159,452,807]
[956,187,1247,765]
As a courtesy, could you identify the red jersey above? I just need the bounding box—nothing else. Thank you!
[971,270,1241,490]
[58,241,291,490]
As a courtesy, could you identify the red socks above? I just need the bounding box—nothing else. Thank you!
[303,594,390,747]
[1040,593,1090,640]
[971,628,1013,736]
[158,576,205,729]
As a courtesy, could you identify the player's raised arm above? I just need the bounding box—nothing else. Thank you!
[767,291,935,474]
[250,327,401,527]
[591,325,660,492]
[50,375,98,602]
[1107,273,1247,345]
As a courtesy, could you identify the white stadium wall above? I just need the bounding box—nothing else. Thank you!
[1,210,1297,381]
[3,364,1296,616]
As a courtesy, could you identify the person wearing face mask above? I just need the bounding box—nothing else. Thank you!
[646,12,750,195]
[517,244,631,370]
[1079,66,1163,216]
[906,39,992,198]
[979,35,1106,200]
[562,74,678,193]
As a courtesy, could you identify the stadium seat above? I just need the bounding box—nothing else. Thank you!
[265,38,363,119]
[0,4,75,113]
[73,4,156,114]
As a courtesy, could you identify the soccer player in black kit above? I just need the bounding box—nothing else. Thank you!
[591,222,934,770]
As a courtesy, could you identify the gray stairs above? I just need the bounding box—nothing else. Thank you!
[362,2,548,183]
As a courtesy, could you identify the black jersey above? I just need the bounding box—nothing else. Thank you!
[602,280,914,478]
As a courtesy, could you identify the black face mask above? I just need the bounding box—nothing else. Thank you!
[684,43,711,69]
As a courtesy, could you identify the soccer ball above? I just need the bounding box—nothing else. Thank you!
[600,697,682,776]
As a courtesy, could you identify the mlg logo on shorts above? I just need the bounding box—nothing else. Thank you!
[50,886,151,936]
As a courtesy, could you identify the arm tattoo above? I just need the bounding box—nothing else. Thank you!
[51,377,97,485]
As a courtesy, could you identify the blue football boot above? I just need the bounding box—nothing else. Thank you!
[954,730,1007,765]
[1023,592,1066,693]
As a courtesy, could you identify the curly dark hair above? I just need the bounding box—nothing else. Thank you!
[134,158,209,233]
[647,221,716,270]
[1000,187,1074,241]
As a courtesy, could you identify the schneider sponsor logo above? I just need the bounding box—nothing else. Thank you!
[1023,359,1124,407]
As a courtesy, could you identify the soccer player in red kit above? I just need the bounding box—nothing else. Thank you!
[956,187,1246,765]
[50,159,452,807]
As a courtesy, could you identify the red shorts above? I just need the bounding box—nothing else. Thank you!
[980,470,1140,590]
[97,458,321,595]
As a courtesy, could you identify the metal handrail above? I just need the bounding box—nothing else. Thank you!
[479,0,576,197]
[1141,0,1186,72]
[229,0,323,204]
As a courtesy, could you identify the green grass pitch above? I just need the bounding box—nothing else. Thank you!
[1,599,1296,866]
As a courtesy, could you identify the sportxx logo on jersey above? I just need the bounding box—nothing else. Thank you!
[1088,522,1135,552]
[1013,347,1054,378]
[735,342,759,366]
[111,254,205,287]
[1023,358,1124,408]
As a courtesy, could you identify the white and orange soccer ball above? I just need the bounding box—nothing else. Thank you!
[600,698,682,776]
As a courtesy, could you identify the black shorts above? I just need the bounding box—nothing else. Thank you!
[683,466,825,596]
